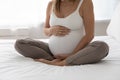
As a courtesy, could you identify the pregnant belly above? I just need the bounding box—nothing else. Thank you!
[48,31,85,55]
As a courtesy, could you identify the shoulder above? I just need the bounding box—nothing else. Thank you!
[46,0,54,15]
[82,0,93,8]
[47,0,54,9]
[82,0,93,4]
[81,0,93,13]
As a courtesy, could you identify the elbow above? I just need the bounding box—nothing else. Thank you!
[91,35,94,40]
[43,29,47,36]
[43,28,47,36]
[85,34,94,43]
[89,34,94,42]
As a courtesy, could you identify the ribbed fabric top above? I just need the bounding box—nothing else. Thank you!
[49,0,85,55]
[50,0,83,30]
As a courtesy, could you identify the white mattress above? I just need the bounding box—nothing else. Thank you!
[0,36,120,80]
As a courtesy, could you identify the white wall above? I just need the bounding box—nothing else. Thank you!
[0,0,49,28]
[0,0,119,39]
[93,0,120,20]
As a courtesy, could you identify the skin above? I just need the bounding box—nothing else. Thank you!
[35,0,94,66]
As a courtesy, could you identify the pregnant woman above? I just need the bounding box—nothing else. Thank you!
[15,0,109,66]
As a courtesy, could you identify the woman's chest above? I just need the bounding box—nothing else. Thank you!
[56,2,79,18]
[50,12,83,30]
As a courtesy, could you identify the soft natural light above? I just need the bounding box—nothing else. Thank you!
[93,0,119,20]
[0,0,50,29]
[0,0,119,29]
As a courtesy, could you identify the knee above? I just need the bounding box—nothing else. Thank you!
[94,41,109,58]
[101,41,109,52]
[94,41,109,52]
[14,39,26,51]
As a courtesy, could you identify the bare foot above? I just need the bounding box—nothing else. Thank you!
[34,59,52,64]
[51,59,61,62]
[34,59,66,66]
[35,59,61,63]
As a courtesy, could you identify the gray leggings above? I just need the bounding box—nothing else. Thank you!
[14,38,109,65]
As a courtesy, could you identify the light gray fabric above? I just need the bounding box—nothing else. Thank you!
[15,39,109,65]
[15,38,55,60]
[65,41,109,65]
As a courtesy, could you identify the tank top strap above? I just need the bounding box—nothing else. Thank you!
[76,0,83,11]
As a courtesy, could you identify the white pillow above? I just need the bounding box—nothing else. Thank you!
[107,2,120,42]
[29,22,48,39]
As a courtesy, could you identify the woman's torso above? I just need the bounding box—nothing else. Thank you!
[49,0,85,55]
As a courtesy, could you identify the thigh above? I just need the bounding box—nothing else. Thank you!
[65,41,109,65]
[17,38,51,54]
[15,38,55,60]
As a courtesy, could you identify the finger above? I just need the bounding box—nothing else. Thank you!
[55,56,60,59]
[60,31,70,35]
[61,29,71,34]
[55,29,71,36]
[52,59,61,62]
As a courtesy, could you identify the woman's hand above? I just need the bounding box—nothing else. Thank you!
[34,58,66,66]
[54,54,72,60]
[34,53,72,66]
[49,25,71,36]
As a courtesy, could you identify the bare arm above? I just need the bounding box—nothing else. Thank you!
[43,1,53,36]
[35,0,95,66]
[53,0,94,60]
[43,1,70,37]
[72,0,94,54]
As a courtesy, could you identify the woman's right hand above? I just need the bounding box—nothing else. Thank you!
[49,25,71,36]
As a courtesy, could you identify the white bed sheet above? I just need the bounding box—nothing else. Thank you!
[0,36,120,80]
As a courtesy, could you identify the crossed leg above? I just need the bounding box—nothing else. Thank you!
[15,39,109,66]
[15,38,55,60]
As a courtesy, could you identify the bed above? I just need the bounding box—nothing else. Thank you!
[1,1,120,80]
[0,36,120,80]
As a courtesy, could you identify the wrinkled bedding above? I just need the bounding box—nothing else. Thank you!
[0,36,120,80]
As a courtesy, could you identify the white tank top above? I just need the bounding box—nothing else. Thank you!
[49,0,85,55]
